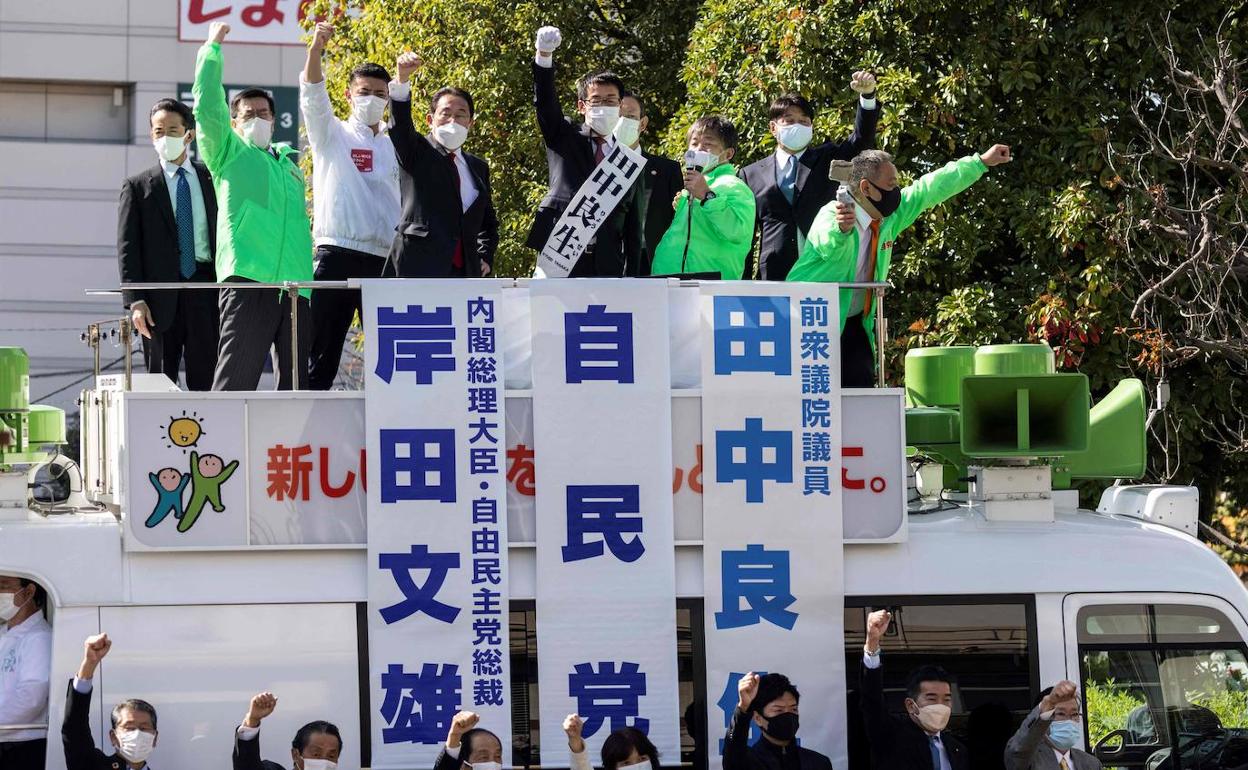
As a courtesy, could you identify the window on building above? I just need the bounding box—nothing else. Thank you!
[0,80,130,143]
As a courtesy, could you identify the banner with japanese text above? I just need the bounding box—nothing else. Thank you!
[178,0,309,44]
[698,283,847,769]
[363,280,512,770]
[530,280,682,765]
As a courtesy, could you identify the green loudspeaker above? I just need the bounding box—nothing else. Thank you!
[1056,379,1147,483]
[960,374,1090,457]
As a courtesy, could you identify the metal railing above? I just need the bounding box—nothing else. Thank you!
[86,279,892,388]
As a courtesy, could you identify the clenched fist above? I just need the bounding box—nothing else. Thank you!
[447,711,480,745]
[310,22,333,52]
[209,22,230,44]
[77,633,112,680]
[1041,680,1079,713]
[563,714,585,753]
[244,692,277,728]
[980,144,1012,167]
[865,609,892,653]
[535,26,563,55]
[850,71,877,96]
[737,671,760,711]
[395,51,422,83]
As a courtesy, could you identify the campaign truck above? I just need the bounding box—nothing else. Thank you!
[0,279,1241,770]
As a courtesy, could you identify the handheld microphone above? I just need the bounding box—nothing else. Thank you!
[681,151,699,272]
[684,149,701,172]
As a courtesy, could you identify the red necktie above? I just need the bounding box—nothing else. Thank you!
[864,219,881,315]
[448,150,464,271]
[593,137,606,165]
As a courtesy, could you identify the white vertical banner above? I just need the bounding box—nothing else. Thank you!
[530,280,681,766]
[363,279,512,769]
[698,282,846,769]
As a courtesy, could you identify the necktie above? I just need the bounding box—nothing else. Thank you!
[593,137,606,165]
[447,151,465,271]
[863,219,881,314]
[780,154,797,205]
[175,167,196,279]
[1059,759,1070,770]
[929,735,942,770]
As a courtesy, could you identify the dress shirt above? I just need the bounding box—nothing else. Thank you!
[160,156,212,263]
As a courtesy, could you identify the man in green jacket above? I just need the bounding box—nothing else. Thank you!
[651,116,756,279]
[788,143,1012,386]
[194,22,314,391]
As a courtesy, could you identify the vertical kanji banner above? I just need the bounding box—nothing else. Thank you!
[698,282,847,769]
[362,279,512,770]
[530,280,682,765]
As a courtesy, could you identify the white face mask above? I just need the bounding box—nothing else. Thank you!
[300,759,336,770]
[468,762,503,770]
[776,122,813,152]
[239,117,273,150]
[686,149,720,172]
[912,703,951,733]
[351,94,387,126]
[115,729,156,763]
[617,759,651,770]
[153,134,188,162]
[613,116,641,149]
[433,121,470,151]
[0,591,25,622]
[585,105,620,137]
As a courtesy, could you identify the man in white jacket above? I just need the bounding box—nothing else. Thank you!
[0,576,52,769]
[300,22,401,390]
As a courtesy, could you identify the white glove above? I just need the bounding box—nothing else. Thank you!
[535,26,563,54]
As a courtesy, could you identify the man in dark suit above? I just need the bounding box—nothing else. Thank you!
[862,610,969,770]
[724,672,834,770]
[233,692,342,770]
[620,92,682,276]
[739,76,880,280]
[117,98,219,389]
[528,26,644,277]
[63,633,160,770]
[386,52,497,278]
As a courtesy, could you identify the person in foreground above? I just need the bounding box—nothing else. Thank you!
[723,670,833,770]
[233,692,342,770]
[433,710,502,770]
[63,633,160,770]
[1004,680,1101,770]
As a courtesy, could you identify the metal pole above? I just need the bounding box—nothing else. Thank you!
[89,324,100,380]
[875,289,887,387]
[121,316,133,391]
[288,284,301,390]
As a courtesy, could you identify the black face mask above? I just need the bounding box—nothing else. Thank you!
[763,712,799,742]
[868,180,901,217]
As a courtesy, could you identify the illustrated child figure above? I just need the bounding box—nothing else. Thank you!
[146,467,189,528]
[179,451,239,532]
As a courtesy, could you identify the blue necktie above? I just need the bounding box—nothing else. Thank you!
[780,154,797,205]
[929,735,942,770]
[175,167,196,279]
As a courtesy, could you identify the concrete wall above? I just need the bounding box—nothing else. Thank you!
[0,0,305,408]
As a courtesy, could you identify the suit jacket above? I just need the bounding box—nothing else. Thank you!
[860,662,969,770]
[1004,705,1101,770]
[117,160,219,331]
[629,150,683,276]
[722,707,834,770]
[739,100,880,280]
[61,679,128,770]
[388,96,498,278]
[434,746,462,770]
[526,61,643,277]
[233,726,289,770]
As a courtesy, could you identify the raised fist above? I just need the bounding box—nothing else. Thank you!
[396,51,422,83]
[737,671,760,711]
[980,144,1012,167]
[83,633,112,665]
[449,711,480,739]
[1041,680,1079,712]
[209,22,230,44]
[836,201,855,234]
[563,714,585,753]
[310,22,334,51]
[244,692,277,727]
[535,26,563,54]
[866,609,892,650]
[850,71,877,96]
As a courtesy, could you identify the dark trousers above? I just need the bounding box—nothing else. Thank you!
[0,738,47,770]
[212,277,311,391]
[308,245,386,390]
[842,312,875,387]
[141,263,219,390]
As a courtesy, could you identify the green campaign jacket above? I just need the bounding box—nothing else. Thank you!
[787,154,988,344]
[651,162,756,279]
[193,41,312,298]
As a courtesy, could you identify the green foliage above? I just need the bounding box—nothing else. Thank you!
[1084,678,1145,747]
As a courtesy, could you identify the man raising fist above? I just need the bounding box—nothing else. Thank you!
[63,633,161,770]
[434,710,504,770]
[723,670,832,770]
[234,691,344,770]
[1006,680,1102,769]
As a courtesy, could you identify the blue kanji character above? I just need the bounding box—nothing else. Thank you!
[714,544,798,630]
[473,617,502,645]
[801,398,831,428]
[801,432,832,462]
[472,587,501,615]
[799,330,830,361]
[472,649,504,676]
[469,448,498,474]
[374,305,456,384]
[562,485,644,563]
[468,387,498,414]
[799,297,828,328]
[800,364,831,394]
[473,677,505,706]
[380,429,456,504]
[569,661,649,737]
[467,357,497,384]
[473,529,500,554]
[378,545,461,624]
[803,466,831,496]
[473,557,502,585]
[712,296,791,376]
[379,663,461,744]
[715,418,793,503]
[468,417,499,444]
[467,297,495,324]
[472,497,498,524]
[716,672,767,755]
[565,305,635,383]
[468,327,496,354]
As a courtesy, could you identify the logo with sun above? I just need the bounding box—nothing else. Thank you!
[161,411,205,452]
